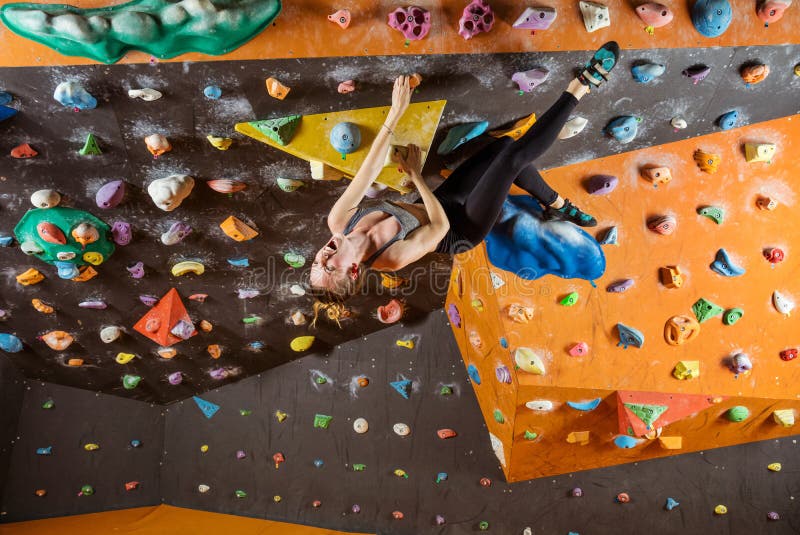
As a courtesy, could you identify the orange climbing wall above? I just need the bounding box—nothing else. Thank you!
[0,505,362,534]
[446,114,800,482]
[1,0,800,67]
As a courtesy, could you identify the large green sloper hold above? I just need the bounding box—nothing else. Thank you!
[0,0,282,64]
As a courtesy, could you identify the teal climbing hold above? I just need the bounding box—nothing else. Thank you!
[697,205,724,224]
[614,435,640,448]
[0,333,23,353]
[0,0,283,64]
[666,497,680,510]
[624,402,668,427]
[567,398,602,411]
[616,323,644,349]
[249,115,302,146]
[390,379,412,399]
[436,121,489,155]
[692,298,724,323]
[193,396,220,419]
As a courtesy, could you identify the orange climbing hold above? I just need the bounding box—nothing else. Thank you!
[157,347,177,359]
[132,288,196,347]
[741,63,770,85]
[327,9,351,29]
[67,358,84,366]
[220,216,259,241]
[409,73,423,88]
[659,265,683,288]
[40,330,73,351]
[10,143,37,158]
[207,344,222,359]
[16,268,44,285]
[693,149,721,174]
[659,436,683,449]
[266,77,290,100]
[641,165,672,187]
[31,299,54,314]
[72,265,98,282]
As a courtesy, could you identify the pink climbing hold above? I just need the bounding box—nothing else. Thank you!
[111,221,132,245]
[387,6,431,41]
[647,215,677,235]
[337,80,356,94]
[757,1,791,26]
[328,9,351,29]
[512,7,557,31]
[635,3,674,29]
[569,342,589,357]
[512,67,549,92]
[377,299,404,324]
[458,0,495,40]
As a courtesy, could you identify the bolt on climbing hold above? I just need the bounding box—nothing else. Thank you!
[767,511,781,521]
[659,266,683,288]
[437,122,489,155]
[396,339,415,349]
[616,323,644,349]
[458,0,495,39]
[220,215,258,241]
[683,64,712,84]
[768,462,782,472]
[692,297,724,323]
[741,63,770,85]
[337,80,356,94]
[780,348,797,361]
[203,85,222,99]
[122,374,142,389]
[313,414,332,429]
[78,485,94,496]
[128,88,162,101]
[694,149,722,173]
[607,279,634,293]
[84,443,100,451]
[727,406,749,422]
[513,6,557,30]
[54,81,96,110]
[763,247,785,264]
[440,385,453,396]
[579,1,610,32]
[235,490,247,499]
[479,477,492,487]
[478,521,489,530]
[566,431,590,445]
[10,143,37,158]
[495,366,512,383]
[636,3,673,34]
[393,468,409,479]
[757,0,791,25]
[616,492,631,503]
[30,189,61,209]
[328,9,351,29]
[199,320,213,332]
[647,215,676,235]
[691,0,732,37]
[714,505,728,515]
[744,142,776,163]
[41,399,54,409]
[671,117,688,130]
[115,352,135,364]
[756,196,778,211]
[207,344,222,359]
[710,248,745,277]
[512,68,549,93]
[34,489,46,497]
[198,484,210,493]
[697,205,724,224]
[508,304,534,323]
[723,308,744,325]
[283,252,305,268]
[728,353,752,374]
[393,423,411,436]
[265,77,290,99]
[604,116,641,143]
[664,315,700,345]
[206,135,233,150]
[558,116,587,139]
[673,360,700,380]
[125,481,139,491]
[330,122,361,156]
[275,410,288,422]
[773,409,795,426]
[31,299,54,314]
[514,347,546,374]
[79,133,101,155]
[772,291,794,316]
[569,342,589,356]
[717,110,739,130]
[161,222,192,245]
[388,6,431,40]
[148,175,194,211]
[392,511,404,520]
[598,226,618,245]
[586,174,618,195]
[631,63,665,83]
[111,221,132,245]
[171,260,204,277]
[378,299,404,324]
[127,262,145,279]
[144,134,171,158]
[560,291,579,306]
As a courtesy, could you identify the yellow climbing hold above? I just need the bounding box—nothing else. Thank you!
[275,410,288,422]
[82,251,104,265]
[744,142,777,164]
[207,135,233,150]
[290,336,315,352]
[396,339,415,349]
[200,445,209,453]
[171,261,205,277]
[514,347,545,375]
[658,436,683,450]
[714,505,728,515]
[566,431,590,445]
[115,352,136,364]
[381,273,407,289]
[83,443,100,451]
[672,360,700,380]
[767,463,782,472]
[16,268,44,285]
[773,409,795,427]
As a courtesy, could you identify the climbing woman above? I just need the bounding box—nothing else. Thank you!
[310,42,620,298]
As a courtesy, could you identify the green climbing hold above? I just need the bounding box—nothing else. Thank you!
[276,177,304,192]
[250,115,302,146]
[523,430,538,441]
[560,291,579,306]
[726,406,749,422]
[692,297,724,323]
[440,386,453,396]
[284,252,306,268]
[235,489,247,498]
[479,521,490,530]
[697,205,725,224]
[493,409,505,423]
[353,463,366,471]
[239,409,252,416]
[79,484,94,496]
[41,399,54,409]
[79,133,101,156]
[242,316,261,324]
[122,374,141,389]
[0,0,282,64]
[624,403,668,427]
[313,414,332,429]
[723,307,744,326]
[315,376,327,385]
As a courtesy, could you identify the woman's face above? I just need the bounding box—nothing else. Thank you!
[309,234,357,289]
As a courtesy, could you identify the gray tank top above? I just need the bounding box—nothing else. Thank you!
[343,200,422,266]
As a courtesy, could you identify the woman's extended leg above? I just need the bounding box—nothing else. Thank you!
[513,163,597,227]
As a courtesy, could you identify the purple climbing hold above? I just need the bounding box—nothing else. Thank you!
[387,6,431,41]
[458,0,495,40]
[236,450,246,459]
[209,368,228,380]
[78,300,107,309]
[447,303,461,328]
[512,67,550,92]
[729,353,752,374]
[127,262,145,279]
[571,487,583,497]
[683,65,711,84]
[512,7,557,30]
[585,174,618,195]
[237,289,260,299]
[351,504,361,514]
[111,221,132,246]
[95,180,125,209]
[160,222,192,245]
[170,320,195,340]
[607,279,634,293]
[495,365,512,384]
[767,511,780,521]
[168,372,183,385]
[139,295,158,306]
[435,514,446,526]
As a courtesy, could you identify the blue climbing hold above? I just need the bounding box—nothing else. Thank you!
[604,116,641,144]
[247,341,265,351]
[227,257,250,267]
[598,226,618,245]
[614,435,640,449]
[193,396,220,419]
[54,261,79,280]
[717,110,739,130]
[566,398,602,411]
[631,63,666,83]
[0,333,23,353]
[329,122,361,155]
[617,323,644,349]
[36,446,53,455]
[0,91,11,105]
[437,121,489,155]
[666,497,680,510]
[390,379,413,399]
[467,364,481,385]
[313,459,324,468]
[710,248,745,277]
[0,236,13,247]
[499,337,508,349]
[0,105,18,123]
[203,85,222,99]
[691,0,733,38]
[130,439,142,448]
[53,81,97,110]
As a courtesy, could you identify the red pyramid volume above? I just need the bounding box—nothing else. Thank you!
[132,288,196,346]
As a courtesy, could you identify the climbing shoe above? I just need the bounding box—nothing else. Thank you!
[543,199,597,227]
[578,41,620,88]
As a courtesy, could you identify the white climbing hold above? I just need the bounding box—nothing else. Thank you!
[99,325,122,343]
[773,291,795,316]
[147,175,195,211]
[289,284,306,296]
[393,423,411,436]
[488,432,506,467]
[128,88,162,101]
[353,417,369,434]
[558,117,588,139]
[670,117,687,130]
[30,189,61,208]
[579,1,611,33]
[525,400,555,411]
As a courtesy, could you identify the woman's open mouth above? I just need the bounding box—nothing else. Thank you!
[325,236,339,252]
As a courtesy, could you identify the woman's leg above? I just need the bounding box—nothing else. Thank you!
[513,164,597,227]
[430,136,512,205]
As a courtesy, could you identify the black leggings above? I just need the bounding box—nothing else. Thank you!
[430,91,578,254]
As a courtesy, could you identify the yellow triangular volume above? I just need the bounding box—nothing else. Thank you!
[235,100,447,193]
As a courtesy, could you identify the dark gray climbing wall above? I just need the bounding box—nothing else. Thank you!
[1,46,799,404]
[0,381,164,522]
[0,356,24,503]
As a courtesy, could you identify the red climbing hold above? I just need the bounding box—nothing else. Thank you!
[36,221,67,245]
[132,288,196,346]
[10,143,37,158]
[779,348,797,361]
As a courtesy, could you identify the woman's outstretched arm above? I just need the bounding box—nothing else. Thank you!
[328,75,412,233]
